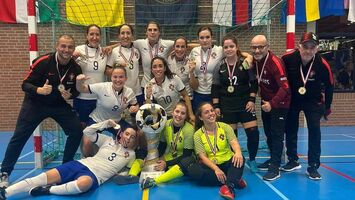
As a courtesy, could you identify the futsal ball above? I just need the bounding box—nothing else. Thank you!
[136,103,167,133]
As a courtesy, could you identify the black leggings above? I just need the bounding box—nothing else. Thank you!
[179,156,245,186]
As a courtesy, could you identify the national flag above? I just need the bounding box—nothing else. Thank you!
[281,0,345,24]
[348,0,355,22]
[135,0,197,25]
[212,0,270,27]
[66,0,124,27]
[0,0,60,24]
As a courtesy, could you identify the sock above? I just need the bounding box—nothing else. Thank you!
[5,173,47,197]
[154,165,184,184]
[245,127,259,161]
[128,159,143,176]
[49,180,82,195]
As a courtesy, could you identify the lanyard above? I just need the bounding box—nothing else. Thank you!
[119,45,134,66]
[202,124,217,156]
[300,56,315,87]
[112,86,125,107]
[200,48,211,75]
[170,121,183,155]
[148,40,160,60]
[256,52,269,84]
[55,53,72,85]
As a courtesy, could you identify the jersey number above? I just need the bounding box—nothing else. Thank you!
[161,96,172,104]
[108,152,117,161]
[112,105,119,111]
[228,76,237,85]
[93,61,99,70]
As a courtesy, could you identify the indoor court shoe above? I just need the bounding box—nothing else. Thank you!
[29,185,51,196]
[248,160,259,173]
[281,161,301,172]
[0,172,9,188]
[263,165,281,181]
[219,185,235,200]
[257,159,270,171]
[306,167,322,180]
[236,178,247,189]
[0,186,6,200]
[112,175,139,185]
[141,177,156,189]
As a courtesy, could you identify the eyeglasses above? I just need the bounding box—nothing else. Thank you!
[250,44,268,50]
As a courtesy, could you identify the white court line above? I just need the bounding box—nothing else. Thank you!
[245,163,289,200]
[342,134,355,139]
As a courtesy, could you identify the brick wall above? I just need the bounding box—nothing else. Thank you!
[0,0,353,131]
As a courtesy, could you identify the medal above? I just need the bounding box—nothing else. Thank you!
[202,124,218,163]
[298,87,306,95]
[114,124,121,130]
[227,85,234,93]
[58,84,65,90]
[170,121,182,159]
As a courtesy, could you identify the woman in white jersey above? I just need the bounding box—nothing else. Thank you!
[145,57,195,123]
[73,24,109,127]
[167,37,193,100]
[189,26,253,111]
[106,24,144,105]
[76,66,139,156]
[133,21,174,91]
[0,120,137,199]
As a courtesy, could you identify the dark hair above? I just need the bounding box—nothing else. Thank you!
[85,24,101,45]
[174,36,188,47]
[118,23,135,36]
[222,34,242,58]
[197,26,213,37]
[145,21,161,32]
[112,65,127,77]
[194,102,212,131]
[151,56,174,79]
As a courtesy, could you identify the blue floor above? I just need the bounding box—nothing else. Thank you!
[1,127,355,200]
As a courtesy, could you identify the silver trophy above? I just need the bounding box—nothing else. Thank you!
[136,103,167,183]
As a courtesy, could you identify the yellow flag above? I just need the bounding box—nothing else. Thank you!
[66,0,124,27]
[305,0,320,22]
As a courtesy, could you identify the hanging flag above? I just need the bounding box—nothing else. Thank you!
[348,0,355,22]
[212,0,270,27]
[66,0,124,27]
[281,0,345,24]
[135,0,197,25]
[0,0,60,23]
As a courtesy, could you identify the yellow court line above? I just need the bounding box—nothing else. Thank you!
[142,188,149,200]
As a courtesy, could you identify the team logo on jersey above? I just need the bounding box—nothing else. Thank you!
[179,136,183,142]
[180,67,185,73]
[169,84,175,91]
[211,52,217,59]
[123,97,128,104]
[309,70,315,78]
[69,73,75,81]
[159,46,165,53]
[219,134,225,140]
[124,151,130,158]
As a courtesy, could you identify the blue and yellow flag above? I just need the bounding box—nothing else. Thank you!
[66,0,124,27]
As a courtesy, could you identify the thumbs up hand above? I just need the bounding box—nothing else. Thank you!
[37,79,52,95]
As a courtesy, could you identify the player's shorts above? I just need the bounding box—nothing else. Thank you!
[55,160,99,191]
[221,110,257,124]
[73,98,97,123]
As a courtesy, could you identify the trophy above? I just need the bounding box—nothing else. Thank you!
[136,103,167,183]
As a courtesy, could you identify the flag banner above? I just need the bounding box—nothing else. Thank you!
[213,0,270,27]
[281,0,345,24]
[135,0,197,25]
[0,0,60,24]
[66,0,124,27]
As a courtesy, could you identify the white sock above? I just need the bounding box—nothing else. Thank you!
[49,180,82,195]
[5,173,47,197]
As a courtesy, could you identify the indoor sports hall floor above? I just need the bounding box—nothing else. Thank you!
[1,126,354,200]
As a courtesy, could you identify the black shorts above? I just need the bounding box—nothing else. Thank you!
[221,110,257,124]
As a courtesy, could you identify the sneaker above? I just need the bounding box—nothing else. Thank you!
[0,172,9,188]
[263,165,281,181]
[219,185,235,200]
[141,177,156,190]
[236,178,247,189]
[248,160,259,173]
[257,159,271,171]
[112,175,139,185]
[29,185,51,196]
[306,167,322,180]
[0,186,6,200]
[281,161,301,172]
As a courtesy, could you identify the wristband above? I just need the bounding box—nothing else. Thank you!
[249,96,256,103]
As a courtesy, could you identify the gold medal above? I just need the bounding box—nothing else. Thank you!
[58,84,65,90]
[227,85,234,93]
[298,86,306,95]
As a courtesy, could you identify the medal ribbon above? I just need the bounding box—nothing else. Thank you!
[148,40,160,60]
[200,48,211,75]
[300,56,315,87]
[170,121,183,156]
[55,53,72,86]
[225,59,237,86]
[202,124,217,156]
[256,52,269,84]
[119,45,134,67]
[112,86,125,107]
